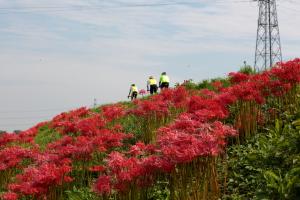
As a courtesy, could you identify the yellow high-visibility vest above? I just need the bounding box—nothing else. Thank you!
[160,75,170,83]
[149,78,157,85]
[131,86,138,92]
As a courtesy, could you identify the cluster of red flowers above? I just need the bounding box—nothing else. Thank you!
[94,59,300,195]
[0,122,47,148]
[129,86,189,118]
[0,105,131,199]
[93,85,238,194]
[7,159,72,198]
[0,147,35,171]
[1,59,300,199]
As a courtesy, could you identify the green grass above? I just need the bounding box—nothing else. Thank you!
[34,125,61,150]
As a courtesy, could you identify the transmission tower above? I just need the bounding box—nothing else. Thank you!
[254,0,282,71]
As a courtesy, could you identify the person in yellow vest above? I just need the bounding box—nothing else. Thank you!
[147,76,158,95]
[159,72,170,89]
[128,84,138,101]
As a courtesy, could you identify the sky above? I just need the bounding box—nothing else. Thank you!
[0,0,299,132]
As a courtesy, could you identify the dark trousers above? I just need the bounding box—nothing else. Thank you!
[131,91,138,100]
[150,84,158,95]
[160,82,169,89]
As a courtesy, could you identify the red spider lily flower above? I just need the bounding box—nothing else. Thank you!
[107,152,142,181]
[270,58,300,85]
[129,142,146,156]
[228,72,250,84]
[63,176,74,183]
[52,107,91,122]
[200,89,217,99]
[74,114,106,137]
[130,100,167,118]
[229,81,266,104]
[0,133,18,148]
[217,89,238,106]
[172,86,189,109]
[157,112,236,164]
[155,88,174,102]
[212,81,223,90]
[112,124,123,132]
[94,175,112,195]
[89,165,106,172]
[102,104,126,122]
[0,147,35,171]
[8,161,73,197]
[1,192,18,200]
[188,96,228,120]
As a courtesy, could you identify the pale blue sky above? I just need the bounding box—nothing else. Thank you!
[0,0,299,131]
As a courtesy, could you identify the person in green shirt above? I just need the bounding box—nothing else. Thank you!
[159,72,170,89]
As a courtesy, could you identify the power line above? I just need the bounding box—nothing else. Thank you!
[0,0,254,14]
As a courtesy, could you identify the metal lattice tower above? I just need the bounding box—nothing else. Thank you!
[254,0,282,71]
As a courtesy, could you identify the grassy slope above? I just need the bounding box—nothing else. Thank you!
[1,64,300,200]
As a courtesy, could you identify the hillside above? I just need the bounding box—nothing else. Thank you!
[1,59,300,200]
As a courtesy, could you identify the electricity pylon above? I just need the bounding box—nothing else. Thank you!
[254,0,282,71]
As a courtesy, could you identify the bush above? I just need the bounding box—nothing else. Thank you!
[223,116,300,199]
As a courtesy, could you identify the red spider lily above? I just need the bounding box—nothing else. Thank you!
[228,72,250,84]
[94,175,112,195]
[92,129,131,150]
[0,122,47,147]
[1,192,18,200]
[0,133,18,148]
[267,80,292,97]
[140,155,174,173]
[172,86,189,109]
[89,165,105,172]
[74,114,106,137]
[270,58,300,85]
[0,147,35,171]
[102,104,126,122]
[150,87,189,109]
[199,89,217,99]
[216,91,238,106]
[157,115,236,164]
[153,88,174,102]
[112,124,123,132]
[128,142,147,157]
[8,159,72,197]
[130,99,169,118]
[229,81,266,104]
[52,107,91,123]
[212,81,223,91]
[52,113,107,136]
[128,142,156,157]
[51,107,93,134]
[188,96,228,120]
[45,129,130,163]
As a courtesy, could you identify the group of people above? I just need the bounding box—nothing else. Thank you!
[128,72,170,100]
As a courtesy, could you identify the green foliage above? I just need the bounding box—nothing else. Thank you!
[223,114,300,200]
[147,180,170,200]
[34,126,61,150]
[263,168,300,199]
[65,186,98,200]
[239,65,256,75]
[197,78,231,90]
